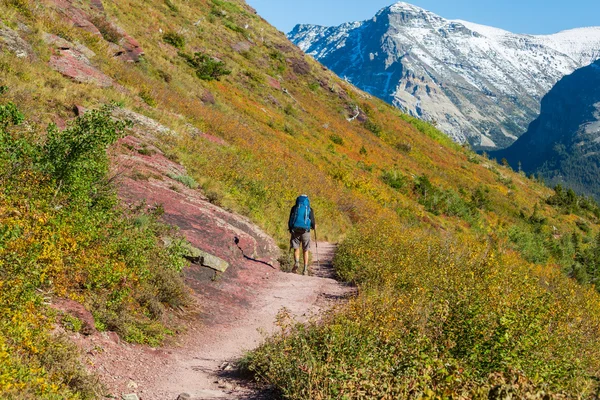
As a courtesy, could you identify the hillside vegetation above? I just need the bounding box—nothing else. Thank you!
[1,0,600,398]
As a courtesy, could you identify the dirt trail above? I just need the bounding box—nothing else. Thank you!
[147,241,350,400]
[80,242,353,400]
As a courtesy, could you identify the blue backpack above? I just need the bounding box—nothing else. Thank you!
[291,195,311,232]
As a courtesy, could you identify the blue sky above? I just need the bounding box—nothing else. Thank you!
[246,0,600,35]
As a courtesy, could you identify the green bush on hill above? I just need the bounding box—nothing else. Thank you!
[179,51,231,81]
[0,101,189,398]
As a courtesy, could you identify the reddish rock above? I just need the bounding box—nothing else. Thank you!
[49,48,113,87]
[187,124,228,146]
[45,0,144,62]
[113,133,280,274]
[289,57,310,75]
[74,104,87,116]
[201,90,216,104]
[266,76,281,90]
[199,133,227,146]
[43,32,96,59]
[54,117,67,130]
[89,0,105,12]
[116,31,144,63]
[47,0,102,36]
[231,41,251,53]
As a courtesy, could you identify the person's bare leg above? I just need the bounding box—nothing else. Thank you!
[303,249,309,275]
[293,248,300,273]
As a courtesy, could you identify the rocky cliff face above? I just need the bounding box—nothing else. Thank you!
[288,2,600,149]
[492,60,600,198]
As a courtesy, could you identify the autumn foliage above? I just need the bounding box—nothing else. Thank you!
[247,217,600,398]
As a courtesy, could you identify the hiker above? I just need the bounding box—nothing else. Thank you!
[288,194,315,275]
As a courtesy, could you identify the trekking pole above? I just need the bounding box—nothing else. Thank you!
[314,227,320,269]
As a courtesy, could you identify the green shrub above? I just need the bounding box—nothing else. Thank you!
[364,119,382,136]
[209,0,241,14]
[329,134,343,145]
[0,102,189,397]
[508,225,549,263]
[164,0,178,12]
[224,20,244,33]
[179,51,231,81]
[381,170,406,190]
[163,31,185,49]
[168,173,199,189]
[395,141,412,153]
[41,104,131,205]
[413,175,478,222]
[308,81,319,91]
[90,16,121,44]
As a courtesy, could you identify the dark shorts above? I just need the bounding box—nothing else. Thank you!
[290,230,311,250]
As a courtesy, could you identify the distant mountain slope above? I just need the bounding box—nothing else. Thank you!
[288,2,600,149]
[493,60,600,199]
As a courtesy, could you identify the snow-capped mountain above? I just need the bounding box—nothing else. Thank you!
[288,2,600,148]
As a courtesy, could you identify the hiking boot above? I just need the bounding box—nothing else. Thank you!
[291,261,299,273]
[302,265,309,276]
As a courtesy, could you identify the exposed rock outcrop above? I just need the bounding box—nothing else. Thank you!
[45,0,144,62]
[0,23,34,59]
[112,111,280,285]
[49,47,113,87]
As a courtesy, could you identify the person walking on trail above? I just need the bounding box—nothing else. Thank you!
[288,194,315,275]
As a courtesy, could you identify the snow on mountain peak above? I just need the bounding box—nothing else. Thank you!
[288,2,600,148]
[451,20,511,39]
[389,2,428,14]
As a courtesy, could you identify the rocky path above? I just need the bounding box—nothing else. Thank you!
[81,242,352,400]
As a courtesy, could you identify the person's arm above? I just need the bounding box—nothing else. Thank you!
[310,208,316,229]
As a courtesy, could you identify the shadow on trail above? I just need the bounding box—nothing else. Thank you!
[308,241,338,279]
[234,236,277,269]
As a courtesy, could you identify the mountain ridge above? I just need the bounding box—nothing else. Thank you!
[288,1,600,148]
[492,58,600,199]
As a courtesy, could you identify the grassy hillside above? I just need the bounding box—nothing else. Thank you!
[1,0,600,397]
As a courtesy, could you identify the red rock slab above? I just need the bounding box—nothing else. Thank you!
[47,0,103,37]
[49,48,113,87]
[89,0,105,12]
[114,136,279,268]
[117,31,144,63]
[266,76,281,90]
